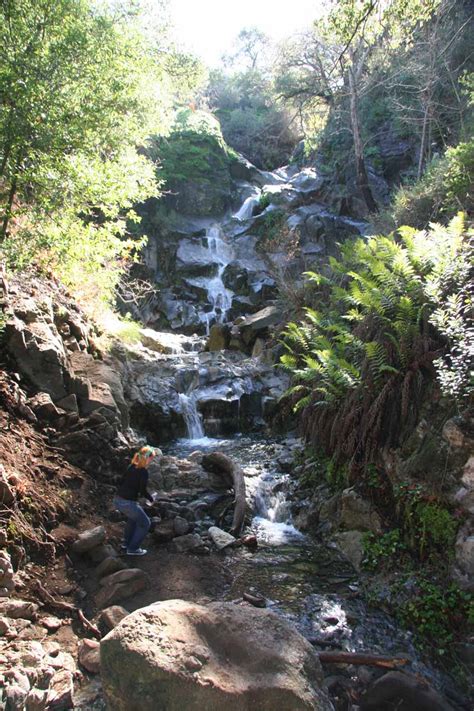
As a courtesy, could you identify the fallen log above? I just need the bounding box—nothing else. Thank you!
[317,651,409,669]
[201,452,246,535]
[243,591,266,608]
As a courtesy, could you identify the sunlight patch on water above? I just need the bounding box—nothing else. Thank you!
[252,516,305,545]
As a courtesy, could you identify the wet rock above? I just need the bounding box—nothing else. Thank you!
[95,556,126,579]
[171,533,204,553]
[239,534,258,550]
[100,606,129,631]
[251,337,265,358]
[340,488,382,533]
[78,638,101,674]
[239,305,280,335]
[101,599,333,711]
[208,526,236,550]
[332,531,365,571]
[0,599,38,620]
[360,670,454,711]
[140,328,177,353]
[207,323,229,351]
[71,526,106,554]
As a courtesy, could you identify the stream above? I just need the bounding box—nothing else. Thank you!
[167,433,464,707]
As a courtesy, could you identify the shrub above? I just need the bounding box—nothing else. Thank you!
[390,139,474,228]
[280,214,473,476]
[395,577,472,654]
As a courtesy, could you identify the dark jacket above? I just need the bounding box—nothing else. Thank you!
[117,465,153,502]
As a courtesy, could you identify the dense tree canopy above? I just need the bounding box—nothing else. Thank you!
[0,0,204,302]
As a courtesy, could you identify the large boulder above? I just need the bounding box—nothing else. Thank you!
[339,488,382,533]
[101,599,333,711]
[5,317,68,400]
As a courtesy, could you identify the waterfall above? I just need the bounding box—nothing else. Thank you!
[234,192,261,221]
[250,472,304,545]
[203,225,234,332]
[177,393,204,440]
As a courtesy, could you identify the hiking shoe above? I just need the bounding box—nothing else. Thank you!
[120,543,127,550]
[126,548,147,556]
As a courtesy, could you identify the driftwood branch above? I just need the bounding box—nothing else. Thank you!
[202,452,246,535]
[35,581,102,639]
[317,651,409,669]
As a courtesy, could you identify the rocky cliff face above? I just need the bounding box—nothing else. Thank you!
[128,153,369,337]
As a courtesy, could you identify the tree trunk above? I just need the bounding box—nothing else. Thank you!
[1,172,18,241]
[417,98,431,180]
[201,452,246,535]
[348,67,378,213]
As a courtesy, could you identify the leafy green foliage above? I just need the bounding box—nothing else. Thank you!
[394,482,458,560]
[0,0,204,304]
[281,215,473,475]
[394,577,472,654]
[387,139,474,229]
[363,529,406,571]
[151,109,233,186]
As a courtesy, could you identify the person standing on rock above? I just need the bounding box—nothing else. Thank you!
[114,445,160,556]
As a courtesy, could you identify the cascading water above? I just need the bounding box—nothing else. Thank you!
[177,392,204,440]
[233,188,261,221]
[199,224,234,334]
[249,470,305,545]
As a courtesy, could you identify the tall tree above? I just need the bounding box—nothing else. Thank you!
[276,0,441,212]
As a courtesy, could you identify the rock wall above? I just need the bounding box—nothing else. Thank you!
[2,270,132,479]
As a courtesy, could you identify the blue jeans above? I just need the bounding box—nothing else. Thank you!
[114,496,150,552]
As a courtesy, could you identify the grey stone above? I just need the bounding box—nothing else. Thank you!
[171,533,204,553]
[239,305,281,333]
[100,599,333,711]
[78,638,101,674]
[55,394,79,413]
[71,526,106,554]
[173,517,190,536]
[360,670,454,711]
[100,606,129,631]
[340,488,382,533]
[208,526,236,550]
[0,599,38,620]
[95,557,126,579]
[88,544,117,564]
[207,324,229,352]
[332,531,365,571]
[46,669,74,711]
